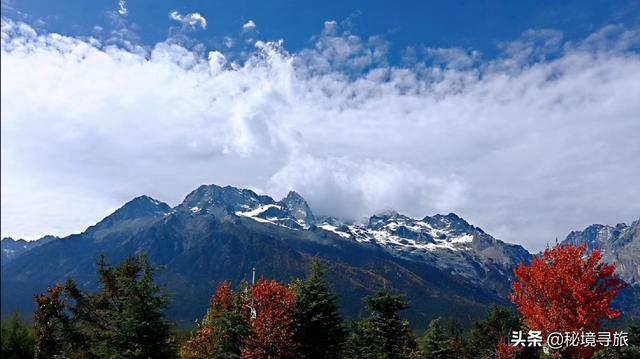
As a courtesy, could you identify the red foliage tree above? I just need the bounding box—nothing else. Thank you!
[181,281,246,358]
[510,243,626,357]
[33,284,67,359]
[495,340,521,359]
[242,277,297,359]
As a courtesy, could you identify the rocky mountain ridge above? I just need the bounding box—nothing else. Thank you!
[562,219,640,286]
[2,184,638,326]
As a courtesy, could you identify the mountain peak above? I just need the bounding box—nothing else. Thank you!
[424,213,475,235]
[562,219,639,286]
[284,190,303,201]
[181,184,275,214]
[102,195,171,223]
[615,222,629,230]
[371,210,401,218]
[280,190,315,225]
[1,237,26,246]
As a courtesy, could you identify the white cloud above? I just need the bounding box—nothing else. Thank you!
[169,11,207,30]
[223,36,234,48]
[424,47,480,69]
[117,0,128,16]
[242,20,256,31]
[323,20,337,34]
[1,19,639,252]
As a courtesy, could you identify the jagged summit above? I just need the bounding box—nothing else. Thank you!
[180,184,274,213]
[68,184,631,289]
[106,195,171,222]
[283,190,304,201]
[563,218,640,285]
[107,185,520,269]
[427,213,475,235]
[30,183,530,284]
[280,190,315,226]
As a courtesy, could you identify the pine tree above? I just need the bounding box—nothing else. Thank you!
[419,318,447,359]
[469,306,523,359]
[418,318,468,359]
[109,255,176,358]
[442,318,466,358]
[344,320,386,359]
[344,287,419,359]
[290,258,346,358]
[1,311,34,359]
[32,254,176,359]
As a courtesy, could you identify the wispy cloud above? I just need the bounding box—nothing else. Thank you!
[117,0,128,16]
[1,19,639,251]
[169,11,207,30]
[242,20,256,31]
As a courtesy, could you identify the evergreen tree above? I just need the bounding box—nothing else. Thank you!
[344,320,386,359]
[442,318,466,358]
[95,255,176,358]
[290,258,346,358]
[208,309,249,359]
[469,305,536,359]
[419,318,447,359]
[344,287,419,359]
[1,311,34,359]
[32,254,176,359]
[419,318,468,359]
[592,318,640,359]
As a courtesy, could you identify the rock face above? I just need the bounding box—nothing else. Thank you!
[563,220,640,286]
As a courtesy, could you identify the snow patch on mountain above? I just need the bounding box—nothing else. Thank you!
[236,204,282,218]
[319,224,351,239]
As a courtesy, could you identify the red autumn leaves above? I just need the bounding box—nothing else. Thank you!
[184,243,628,359]
[244,278,296,359]
[181,278,296,359]
[509,243,627,357]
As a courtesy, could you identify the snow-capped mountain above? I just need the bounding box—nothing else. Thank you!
[179,185,317,229]
[3,184,520,327]
[318,211,531,284]
[173,184,530,285]
[3,184,637,325]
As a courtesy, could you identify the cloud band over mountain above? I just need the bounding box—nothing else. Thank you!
[1,18,639,251]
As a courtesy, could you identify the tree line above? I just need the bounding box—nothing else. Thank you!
[2,244,639,358]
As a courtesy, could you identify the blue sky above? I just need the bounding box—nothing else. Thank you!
[1,1,640,251]
[4,0,640,63]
